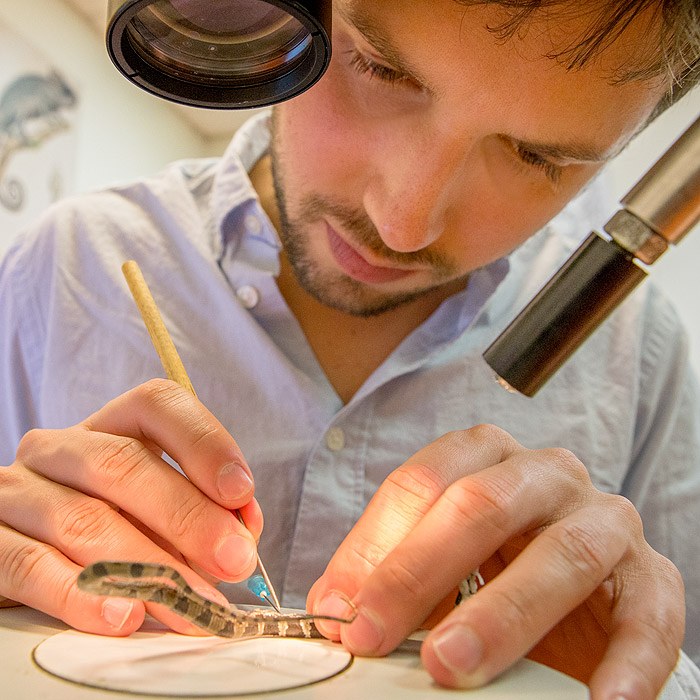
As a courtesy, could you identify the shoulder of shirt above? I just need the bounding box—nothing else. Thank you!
[0,111,273,320]
[3,110,272,270]
[0,160,218,323]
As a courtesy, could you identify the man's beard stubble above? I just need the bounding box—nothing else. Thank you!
[267,116,466,318]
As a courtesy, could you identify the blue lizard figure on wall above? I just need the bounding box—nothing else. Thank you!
[0,71,77,211]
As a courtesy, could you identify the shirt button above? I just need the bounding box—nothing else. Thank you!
[245,215,262,235]
[236,285,260,309]
[325,427,345,451]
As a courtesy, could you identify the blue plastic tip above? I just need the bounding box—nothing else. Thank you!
[246,574,270,601]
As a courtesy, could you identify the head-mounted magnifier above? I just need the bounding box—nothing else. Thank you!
[106,0,331,108]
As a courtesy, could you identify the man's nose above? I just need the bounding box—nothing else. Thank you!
[362,131,467,253]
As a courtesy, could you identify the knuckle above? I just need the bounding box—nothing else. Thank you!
[549,520,609,581]
[383,557,430,599]
[608,493,644,533]
[0,534,81,619]
[139,377,192,412]
[483,585,538,631]
[88,436,151,490]
[657,553,686,598]
[0,464,22,490]
[346,529,395,572]
[441,424,516,458]
[139,377,182,400]
[443,473,518,536]
[54,498,117,549]
[385,463,448,507]
[168,492,210,540]
[135,379,224,449]
[629,611,684,665]
[0,538,53,592]
[538,447,590,483]
[189,422,228,453]
[15,428,57,463]
[464,423,512,448]
[129,378,191,418]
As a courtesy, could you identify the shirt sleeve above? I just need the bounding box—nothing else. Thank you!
[623,284,700,677]
[0,229,47,465]
[659,652,700,700]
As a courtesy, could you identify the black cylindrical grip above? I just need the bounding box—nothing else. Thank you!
[483,232,647,396]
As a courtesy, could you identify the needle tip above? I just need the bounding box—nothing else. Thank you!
[263,593,281,613]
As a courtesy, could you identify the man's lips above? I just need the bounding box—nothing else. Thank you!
[325,223,416,284]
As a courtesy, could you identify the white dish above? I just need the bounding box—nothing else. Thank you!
[33,624,353,696]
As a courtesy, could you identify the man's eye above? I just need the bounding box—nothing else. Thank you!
[514,145,563,184]
[347,50,411,86]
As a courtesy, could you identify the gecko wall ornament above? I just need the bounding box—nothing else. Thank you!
[0,71,76,212]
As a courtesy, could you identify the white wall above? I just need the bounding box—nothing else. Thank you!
[0,0,210,256]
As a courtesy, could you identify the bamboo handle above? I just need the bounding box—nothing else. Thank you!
[121,260,197,397]
[120,260,282,610]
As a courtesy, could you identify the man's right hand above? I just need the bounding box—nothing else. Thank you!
[0,379,261,636]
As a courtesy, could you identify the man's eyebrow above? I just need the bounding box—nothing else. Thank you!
[511,136,620,163]
[336,6,436,92]
[336,7,626,163]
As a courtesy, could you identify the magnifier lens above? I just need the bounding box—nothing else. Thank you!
[107,0,331,108]
[128,0,311,83]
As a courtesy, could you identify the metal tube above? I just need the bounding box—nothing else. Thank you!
[623,114,700,245]
[483,233,646,397]
[483,112,700,397]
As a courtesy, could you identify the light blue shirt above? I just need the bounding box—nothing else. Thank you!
[1,113,699,696]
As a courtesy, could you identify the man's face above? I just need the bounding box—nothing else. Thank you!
[268,0,666,317]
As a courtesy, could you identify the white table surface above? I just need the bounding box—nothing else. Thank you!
[0,605,588,699]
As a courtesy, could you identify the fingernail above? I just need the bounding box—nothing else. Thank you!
[217,463,253,500]
[344,606,385,655]
[214,534,256,579]
[431,624,484,682]
[101,598,135,630]
[315,589,356,638]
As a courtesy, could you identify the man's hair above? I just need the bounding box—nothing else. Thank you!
[457,1,700,116]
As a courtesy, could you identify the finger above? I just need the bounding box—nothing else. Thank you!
[324,450,583,653]
[0,523,146,636]
[308,426,523,618]
[0,469,232,634]
[312,440,588,645]
[587,549,685,700]
[16,426,259,582]
[83,379,257,512]
[421,500,632,689]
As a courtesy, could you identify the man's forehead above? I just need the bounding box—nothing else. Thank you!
[333,0,665,160]
[335,0,667,84]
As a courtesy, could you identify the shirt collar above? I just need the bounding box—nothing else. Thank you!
[211,110,280,258]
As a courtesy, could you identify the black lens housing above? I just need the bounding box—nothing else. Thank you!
[483,233,647,397]
[106,0,332,109]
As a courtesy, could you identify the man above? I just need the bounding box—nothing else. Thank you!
[0,1,699,698]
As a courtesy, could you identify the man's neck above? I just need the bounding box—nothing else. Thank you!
[277,254,465,403]
[250,156,466,403]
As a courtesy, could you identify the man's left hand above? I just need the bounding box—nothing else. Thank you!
[306,425,684,700]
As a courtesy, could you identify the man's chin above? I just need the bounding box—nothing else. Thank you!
[297,270,448,318]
